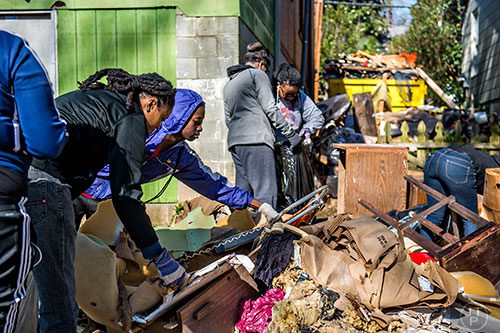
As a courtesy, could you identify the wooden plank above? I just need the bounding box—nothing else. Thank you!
[96,10,117,69]
[177,269,258,333]
[57,10,78,94]
[415,68,460,109]
[406,170,427,208]
[116,9,138,73]
[352,93,378,136]
[440,224,500,285]
[338,146,408,215]
[136,9,157,73]
[75,10,97,81]
[337,148,347,214]
[334,143,410,152]
[156,8,176,82]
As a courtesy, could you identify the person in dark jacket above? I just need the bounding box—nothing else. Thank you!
[84,89,278,220]
[223,42,301,209]
[0,30,67,333]
[422,145,500,239]
[27,68,176,333]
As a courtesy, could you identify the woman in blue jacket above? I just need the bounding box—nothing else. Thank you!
[83,88,278,290]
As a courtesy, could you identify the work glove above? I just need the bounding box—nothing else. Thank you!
[258,202,279,224]
[299,128,311,140]
[287,132,302,150]
[153,248,187,289]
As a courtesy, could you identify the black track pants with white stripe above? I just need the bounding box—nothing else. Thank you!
[0,197,31,333]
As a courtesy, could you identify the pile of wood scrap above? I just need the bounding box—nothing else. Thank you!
[325,51,418,79]
[324,50,460,109]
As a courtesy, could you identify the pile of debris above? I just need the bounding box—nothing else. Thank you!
[324,51,418,80]
[74,189,499,333]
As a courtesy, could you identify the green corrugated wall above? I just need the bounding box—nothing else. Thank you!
[239,0,275,55]
[57,8,178,202]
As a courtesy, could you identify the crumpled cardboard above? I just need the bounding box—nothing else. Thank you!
[297,216,459,320]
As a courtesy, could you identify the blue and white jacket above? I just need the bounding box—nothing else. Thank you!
[0,31,66,174]
[85,89,252,209]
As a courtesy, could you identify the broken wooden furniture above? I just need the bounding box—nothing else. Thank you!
[132,254,258,332]
[335,144,408,216]
[359,175,500,285]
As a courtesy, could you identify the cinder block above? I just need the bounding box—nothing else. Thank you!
[204,99,225,121]
[177,79,226,101]
[198,119,221,141]
[217,36,239,60]
[178,182,200,202]
[196,17,218,36]
[176,16,196,37]
[177,37,217,58]
[217,17,239,35]
[176,58,197,79]
[212,78,229,99]
[224,161,236,184]
[197,57,234,79]
[145,203,176,227]
[195,139,226,162]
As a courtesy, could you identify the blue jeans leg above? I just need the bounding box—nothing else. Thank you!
[422,149,479,239]
[26,169,78,333]
[440,152,479,237]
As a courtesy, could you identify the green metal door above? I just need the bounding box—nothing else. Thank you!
[57,8,178,202]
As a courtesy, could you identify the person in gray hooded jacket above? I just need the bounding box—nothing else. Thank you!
[223,42,301,209]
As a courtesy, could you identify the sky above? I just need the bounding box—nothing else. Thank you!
[390,0,418,37]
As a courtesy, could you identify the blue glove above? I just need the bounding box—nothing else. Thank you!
[153,248,187,288]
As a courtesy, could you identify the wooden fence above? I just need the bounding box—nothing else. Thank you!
[375,120,500,168]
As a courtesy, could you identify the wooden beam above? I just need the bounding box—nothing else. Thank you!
[313,0,324,102]
[415,68,460,109]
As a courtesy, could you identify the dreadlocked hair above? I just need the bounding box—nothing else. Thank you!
[78,68,176,112]
[273,63,302,87]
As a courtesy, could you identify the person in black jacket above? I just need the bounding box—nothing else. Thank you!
[26,68,178,333]
[422,145,500,239]
[0,31,67,333]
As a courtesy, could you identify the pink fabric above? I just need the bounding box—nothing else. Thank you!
[235,288,285,333]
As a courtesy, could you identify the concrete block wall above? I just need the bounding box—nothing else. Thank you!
[175,15,239,201]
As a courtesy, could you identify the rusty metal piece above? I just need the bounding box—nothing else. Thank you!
[358,198,442,256]
[405,175,490,228]
[398,196,459,244]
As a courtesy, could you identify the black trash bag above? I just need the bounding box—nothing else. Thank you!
[275,143,315,212]
[317,94,351,124]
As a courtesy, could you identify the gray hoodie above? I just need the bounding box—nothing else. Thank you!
[223,65,296,150]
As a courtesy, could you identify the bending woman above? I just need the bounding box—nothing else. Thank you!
[83,89,278,287]
[27,68,175,333]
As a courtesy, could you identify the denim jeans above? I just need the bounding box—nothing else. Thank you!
[422,148,479,239]
[26,167,78,333]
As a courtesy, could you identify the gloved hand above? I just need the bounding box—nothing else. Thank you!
[153,248,187,288]
[299,128,311,140]
[287,132,302,150]
[258,202,279,224]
